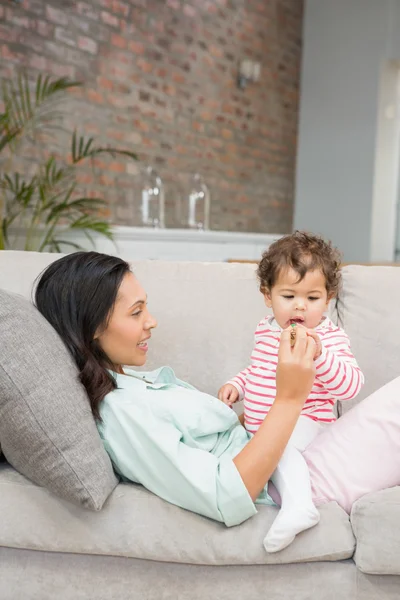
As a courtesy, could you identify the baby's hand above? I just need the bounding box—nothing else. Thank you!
[302,327,322,359]
[218,384,240,406]
[291,324,322,359]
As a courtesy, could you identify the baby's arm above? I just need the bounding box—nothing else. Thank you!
[314,328,364,401]
[227,367,251,400]
[218,367,250,405]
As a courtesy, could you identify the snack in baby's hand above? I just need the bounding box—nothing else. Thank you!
[290,324,296,348]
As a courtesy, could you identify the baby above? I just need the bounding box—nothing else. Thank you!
[219,231,364,553]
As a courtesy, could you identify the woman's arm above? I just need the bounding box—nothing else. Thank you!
[99,327,315,526]
[233,326,316,500]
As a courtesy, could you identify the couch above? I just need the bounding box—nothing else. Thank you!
[0,250,399,600]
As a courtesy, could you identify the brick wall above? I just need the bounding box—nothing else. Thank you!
[0,0,303,233]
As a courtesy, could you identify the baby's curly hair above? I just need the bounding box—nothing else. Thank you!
[257,231,342,298]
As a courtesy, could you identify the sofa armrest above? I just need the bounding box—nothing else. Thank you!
[351,486,400,575]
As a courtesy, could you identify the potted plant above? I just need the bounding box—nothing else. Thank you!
[0,72,137,252]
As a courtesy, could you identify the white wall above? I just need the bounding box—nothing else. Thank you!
[294,0,400,262]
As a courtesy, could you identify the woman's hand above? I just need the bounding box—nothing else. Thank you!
[218,383,239,406]
[276,326,317,402]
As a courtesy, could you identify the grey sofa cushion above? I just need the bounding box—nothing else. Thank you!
[0,464,355,565]
[0,289,118,510]
[351,487,400,575]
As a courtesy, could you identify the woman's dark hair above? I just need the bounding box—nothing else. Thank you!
[35,251,131,420]
[257,231,342,298]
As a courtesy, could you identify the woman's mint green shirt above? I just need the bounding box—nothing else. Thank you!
[97,366,274,527]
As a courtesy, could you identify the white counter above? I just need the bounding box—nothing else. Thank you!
[80,227,282,262]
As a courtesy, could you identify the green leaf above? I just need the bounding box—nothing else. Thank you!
[70,132,139,164]
[1,73,82,155]
[34,74,81,106]
[70,215,113,239]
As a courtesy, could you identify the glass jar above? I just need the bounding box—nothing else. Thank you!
[187,173,210,230]
[140,166,165,228]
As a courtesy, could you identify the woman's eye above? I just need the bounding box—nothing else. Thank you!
[132,310,142,317]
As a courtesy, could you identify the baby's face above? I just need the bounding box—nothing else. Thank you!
[264,268,330,330]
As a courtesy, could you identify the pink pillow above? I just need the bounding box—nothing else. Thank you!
[303,376,400,514]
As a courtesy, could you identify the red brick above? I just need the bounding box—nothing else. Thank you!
[78,36,98,54]
[101,11,119,26]
[106,129,126,141]
[209,45,223,58]
[183,5,196,18]
[36,20,53,37]
[172,72,185,84]
[93,158,108,169]
[109,65,129,79]
[103,0,130,17]
[0,25,18,42]
[46,5,68,25]
[128,40,145,54]
[55,27,76,47]
[108,161,125,173]
[29,53,47,71]
[137,59,153,73]
[76,2,99,20]
[1,44,25,64]
[99,174,115,185]
[221,129,234,140]
[111,33,127,48]
[5,9,31,28]
[76,172,95,185]
[87,89,104,104]
[48,61,76,79]
[98,204,112,219]
[141,137,154,147]
[192,122,205,133]
[133,119,150,132]
[85,123,101,135]
[206,2,218,14]
[97,76,114,90]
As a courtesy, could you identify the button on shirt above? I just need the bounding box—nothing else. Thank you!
[97,366,274,527]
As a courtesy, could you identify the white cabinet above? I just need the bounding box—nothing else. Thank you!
[75,227,281,262]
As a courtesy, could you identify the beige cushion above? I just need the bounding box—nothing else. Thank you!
[351,487,400,575]
[0,289,118,510]
[0,464,355,565]
[337,265,400,414]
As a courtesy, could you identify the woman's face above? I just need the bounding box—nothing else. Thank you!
[96,272,157,370]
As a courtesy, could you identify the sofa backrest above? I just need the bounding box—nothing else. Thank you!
[1,251,399,411]
[0,252,267,396]
[335,265,400,414]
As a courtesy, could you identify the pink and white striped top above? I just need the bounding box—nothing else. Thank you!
[228,316,364,434]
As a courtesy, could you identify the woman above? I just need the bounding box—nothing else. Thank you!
[35,251,317,529]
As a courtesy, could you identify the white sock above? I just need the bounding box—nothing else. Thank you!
[263,506,320,553]
[263,443,320,553]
